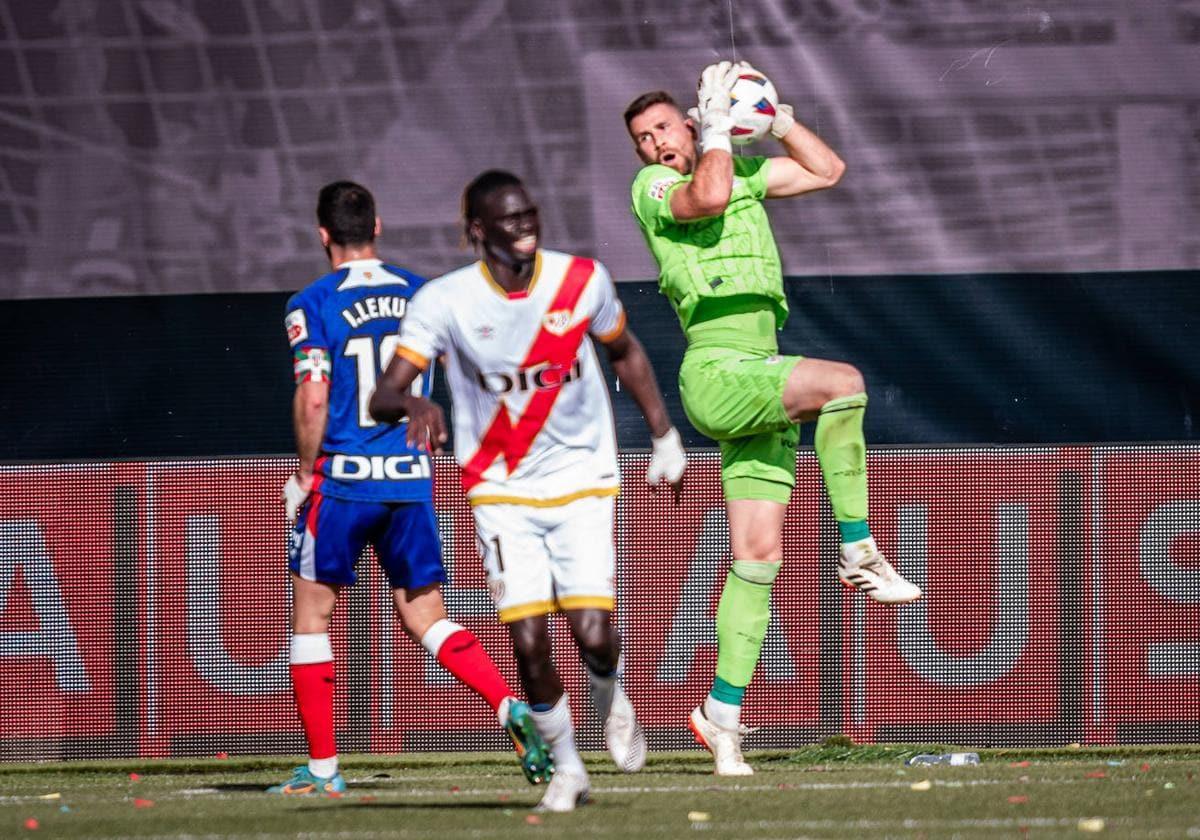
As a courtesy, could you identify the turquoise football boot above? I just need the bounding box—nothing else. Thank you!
[267,765,347,795]
[504,700,555,785]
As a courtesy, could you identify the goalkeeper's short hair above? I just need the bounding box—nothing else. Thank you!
[623,91,683,131]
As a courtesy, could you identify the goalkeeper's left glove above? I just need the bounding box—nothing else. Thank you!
[647,427,686,499]
[770,103,796,139]
[283,473,310,523]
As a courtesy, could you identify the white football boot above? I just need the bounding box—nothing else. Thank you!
[838,538,922,604]
[534,769,590,813]
[688,706,754,776]
[604,687,647,773]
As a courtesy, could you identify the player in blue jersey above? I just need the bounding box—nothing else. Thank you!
[269,181,552,796]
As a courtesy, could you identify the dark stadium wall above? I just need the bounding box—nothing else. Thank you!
[4,270,1199,462]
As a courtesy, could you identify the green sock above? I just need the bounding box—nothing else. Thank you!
[838,520,871,543]
[714,560,781,690]
[814,392,869,523]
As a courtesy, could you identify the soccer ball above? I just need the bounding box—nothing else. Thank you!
[728,70,778,145]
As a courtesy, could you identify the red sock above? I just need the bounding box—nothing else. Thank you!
[436,629,513,712]
[291,661,336,759]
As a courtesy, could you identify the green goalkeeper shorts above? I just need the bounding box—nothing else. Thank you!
[679,344,802,504]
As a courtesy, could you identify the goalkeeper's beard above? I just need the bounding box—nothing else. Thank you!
[658,146,697,176]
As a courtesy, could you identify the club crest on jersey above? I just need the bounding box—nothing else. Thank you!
[542,309,573,336]
[285,309,308,346]
[487,578,505,604]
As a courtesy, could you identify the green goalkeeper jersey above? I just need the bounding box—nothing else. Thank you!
[630,156,787,333]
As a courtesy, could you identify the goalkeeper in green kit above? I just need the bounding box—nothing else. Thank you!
[624,61,921,776]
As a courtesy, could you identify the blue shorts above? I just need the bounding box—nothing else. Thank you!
[288,490,446,590]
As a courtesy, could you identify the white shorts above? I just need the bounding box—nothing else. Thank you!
[472,494,616,623]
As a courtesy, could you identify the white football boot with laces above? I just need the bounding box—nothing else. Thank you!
[604,688,647,773]
[535,769,590,812]
[838,538,922,603]
[688,706,754,776]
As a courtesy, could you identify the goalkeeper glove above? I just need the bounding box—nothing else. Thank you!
[693,60,738,154]
[647,427,686,499]
[770,103,796,139]
[283,473,310,523]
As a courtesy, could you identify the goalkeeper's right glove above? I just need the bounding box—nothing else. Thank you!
[692,60,738,154]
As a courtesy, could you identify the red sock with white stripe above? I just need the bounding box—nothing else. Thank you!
[290,633,338,777]
[422,619,513,717]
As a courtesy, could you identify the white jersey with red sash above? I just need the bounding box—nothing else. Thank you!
[395,249,627,506]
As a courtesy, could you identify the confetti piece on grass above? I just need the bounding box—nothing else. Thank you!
[525,814,542,825]
[1007,795,1029,804]
[36,793,60,801]
[1077,817,1105,832]
[1009,761,1031,768]
[24,818,38,830]
[1140,763,1151,772]
[1164,782,1176,790]
[688,812,711,822]
[128,773,141,782]
[910,780,932,791]
[450,785,461,794]
[133,798,155,808]
[1085,771,1107,779]
[216,752,228,760]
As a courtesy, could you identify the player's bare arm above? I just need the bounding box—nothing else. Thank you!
[283,378,327,520]
[369,355,448,453]
[670,146,733,221]
[602,328,672,438]
[765,119,846,198]
[602,327,686,499]
[293,379,328,483]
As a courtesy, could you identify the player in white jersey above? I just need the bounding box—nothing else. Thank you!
[370,170,687,812]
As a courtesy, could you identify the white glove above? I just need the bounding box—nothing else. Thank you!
[693,60,738,154]
[283,473,310,523]
[647,427,686,488]
[770,102,795,139]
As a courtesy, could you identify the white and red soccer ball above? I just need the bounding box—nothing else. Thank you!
[728,70,778,146]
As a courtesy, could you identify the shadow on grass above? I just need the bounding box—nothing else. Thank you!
[296,801,522,811]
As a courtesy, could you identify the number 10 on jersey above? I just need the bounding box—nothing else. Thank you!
[344,334,426,428]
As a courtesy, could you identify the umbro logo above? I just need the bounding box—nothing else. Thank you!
[475,324,495,340]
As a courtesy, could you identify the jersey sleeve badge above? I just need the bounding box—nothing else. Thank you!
[648,176,679,201]
[285,309,309,346]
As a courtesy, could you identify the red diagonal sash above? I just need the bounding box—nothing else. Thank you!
[462,257,595,493]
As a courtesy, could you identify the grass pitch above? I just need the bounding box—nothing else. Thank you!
[2,745,1199,838]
